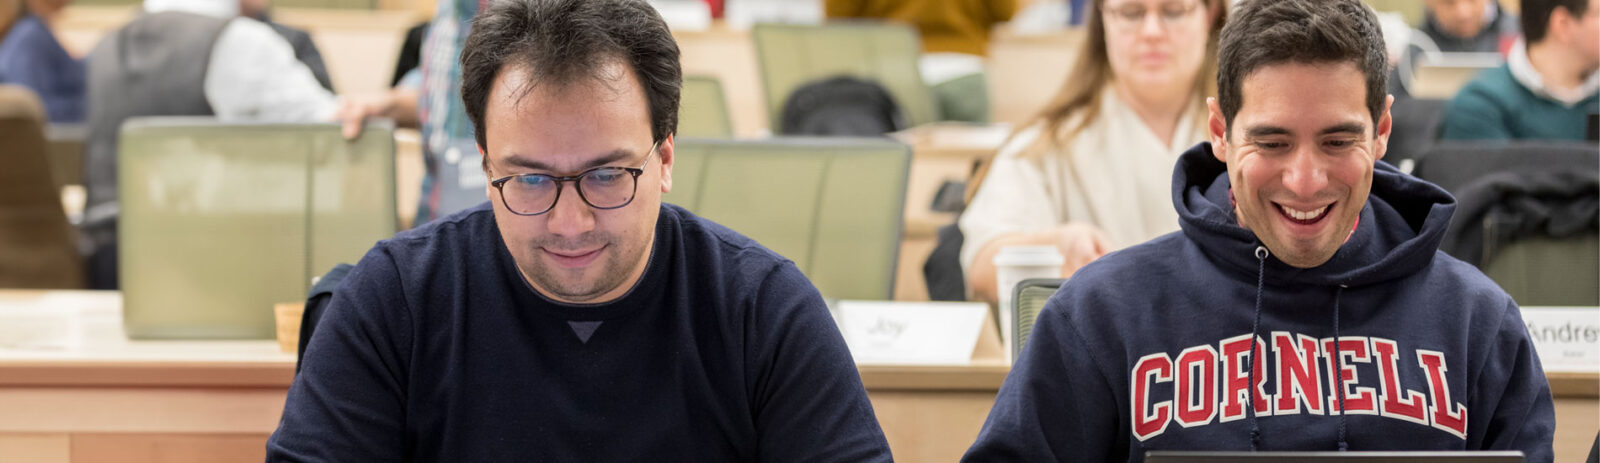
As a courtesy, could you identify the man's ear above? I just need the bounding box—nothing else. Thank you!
[479,142,496,200]
[1374,94,1394,161]
[1549,5,1576,42]
[1207,97,1229,162]
[657,134,674,194]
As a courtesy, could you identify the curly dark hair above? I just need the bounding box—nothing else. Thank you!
[1216,0,1387,135]
[460,0,681,156]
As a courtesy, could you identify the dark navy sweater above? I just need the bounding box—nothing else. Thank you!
[267,203,892,462]
[964,144,1555,462]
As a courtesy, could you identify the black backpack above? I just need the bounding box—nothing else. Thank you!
[778,76,906,136]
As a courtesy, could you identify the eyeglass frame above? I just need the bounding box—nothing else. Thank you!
[488,139,661,216]
[1100,0,1204,30]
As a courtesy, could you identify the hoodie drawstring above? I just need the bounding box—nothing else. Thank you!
[1246,244,1354,452]
[1247,246,1267,451]
[1333,285,1350,451]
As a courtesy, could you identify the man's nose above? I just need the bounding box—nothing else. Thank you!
[545,183,596,237]
[1281,146,1330,199]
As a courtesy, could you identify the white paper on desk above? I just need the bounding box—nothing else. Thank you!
[836,300,987,365]
[1522,307,1600,373]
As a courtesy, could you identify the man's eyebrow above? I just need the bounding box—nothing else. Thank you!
[1243,126,1291,138]
[499,149,636,173]
[1242,122,1368,139]
[1318,122,1368,136]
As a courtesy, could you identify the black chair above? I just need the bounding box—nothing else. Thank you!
[1416,141,1600,306]
[1385,97,1448,171]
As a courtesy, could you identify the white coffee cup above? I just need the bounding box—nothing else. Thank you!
[993,245,1065,364]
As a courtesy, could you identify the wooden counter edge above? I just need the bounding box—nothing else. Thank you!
[1547,371,1600,398]
[0,360,1589,397]
[0,361,295,388]
[857,363,1011,391]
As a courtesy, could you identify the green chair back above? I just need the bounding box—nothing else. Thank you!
[1013,278,1065,361]
[752,22,937,129]
[678,75,734,138]
[666,138,909,300]
[119,117,397,339]
[1483,233,1600,306]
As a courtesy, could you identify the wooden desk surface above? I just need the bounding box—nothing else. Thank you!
[5,290,1593,396]
[1,290,1595,462]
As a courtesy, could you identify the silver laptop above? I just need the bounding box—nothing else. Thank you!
[1409,52,1502,99]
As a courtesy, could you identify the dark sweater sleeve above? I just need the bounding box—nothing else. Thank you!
[266,247,413,462]
[1468,300,1555,461]
[747,261,893,462]
[964,297,1123,462]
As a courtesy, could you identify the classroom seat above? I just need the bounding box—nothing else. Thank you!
[665,137,910,300]
[1386,97,1447,171]
[118,117,397,338]
[0,85,85,289]
[752,22,938,129]
[679,75,734,138]
[1011,278,1064,360]
[1416,141,1600,306]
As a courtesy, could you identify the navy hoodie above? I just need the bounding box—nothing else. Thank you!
[964,143,1555,462]
[267,203,892,462]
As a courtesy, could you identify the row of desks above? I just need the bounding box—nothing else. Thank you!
[0,291,1595,462]
[0,290,1002,462]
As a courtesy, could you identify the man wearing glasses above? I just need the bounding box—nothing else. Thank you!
[265,0,891,460]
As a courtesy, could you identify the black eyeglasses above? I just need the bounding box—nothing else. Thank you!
[489,141,659,216]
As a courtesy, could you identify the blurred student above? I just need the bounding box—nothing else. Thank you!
[80,0,399,289]
[1391,0,1521,97]
[959,0,1226,303]
[0,0,84,122]
[1419,0,1520,53]
[1440,0,1598,140]
[239,0,334,91]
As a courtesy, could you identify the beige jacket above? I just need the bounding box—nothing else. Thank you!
[958,90,1207,273]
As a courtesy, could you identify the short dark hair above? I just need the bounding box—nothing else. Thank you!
[1522,0,1590,43]
[1216,0,1387,135]
[460,0,681,155]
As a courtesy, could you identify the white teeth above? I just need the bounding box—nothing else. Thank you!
[1281,205,1328,221]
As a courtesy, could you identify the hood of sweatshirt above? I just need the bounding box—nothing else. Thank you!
[1171,142,1458,289]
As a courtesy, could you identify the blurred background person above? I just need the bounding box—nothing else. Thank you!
[408,0,478,224]
[80,0,407,289]
[825,0,1017,122]
[1440,0,1598,140]
[1419,0,1521,53]
[1392,0,1521,97]
[239,0,335,91]
[0,0,85,123]
[958,0,1226,304]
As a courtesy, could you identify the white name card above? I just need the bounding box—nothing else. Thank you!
[1522,307,1600,373]
[835,300,988,366]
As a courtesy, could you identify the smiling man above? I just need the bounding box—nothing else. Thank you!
[963,0,1554,461]
[265,0,890,460]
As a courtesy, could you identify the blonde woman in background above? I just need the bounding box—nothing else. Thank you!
[960,0,1226,303]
